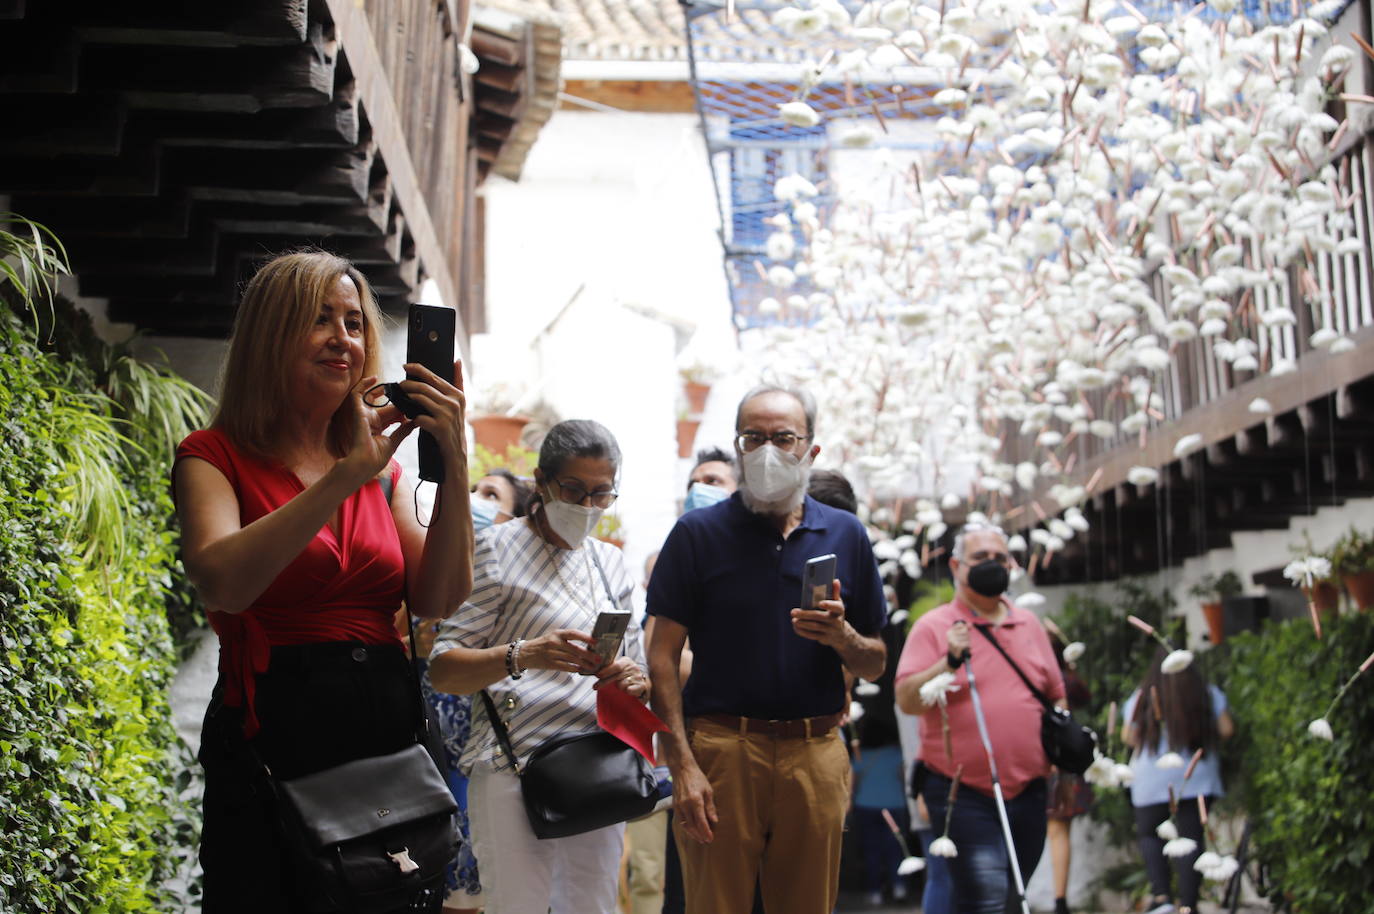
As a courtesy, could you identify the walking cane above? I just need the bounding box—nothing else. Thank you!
[964,657,1034,914]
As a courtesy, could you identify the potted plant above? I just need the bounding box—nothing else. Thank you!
[1329,526,1374,610]
[468,380,531,453]
[676,408,700,459]
[677,352,719,417]
[1188,571,1243,644]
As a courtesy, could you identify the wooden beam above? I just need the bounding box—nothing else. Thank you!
[323,0,463,354]
[563,79,698,114]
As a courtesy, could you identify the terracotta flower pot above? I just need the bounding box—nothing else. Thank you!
[684,381,711,416]
[1201,601,1225,644]
[676,418,700,459]
[469,414,530,453]
[1312,581,1341,614]
[1343,571,1374,611]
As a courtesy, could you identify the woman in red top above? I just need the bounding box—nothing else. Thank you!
[174,250,473,913]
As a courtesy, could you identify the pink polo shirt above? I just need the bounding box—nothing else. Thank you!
[895,597,1065,799]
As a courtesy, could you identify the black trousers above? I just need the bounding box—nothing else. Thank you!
[198,640,422,914]
[1133,797,1211,909]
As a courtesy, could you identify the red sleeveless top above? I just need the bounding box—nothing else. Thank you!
[175,428,404,736]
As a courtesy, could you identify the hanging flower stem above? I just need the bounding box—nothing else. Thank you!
[1320,649,1374,721]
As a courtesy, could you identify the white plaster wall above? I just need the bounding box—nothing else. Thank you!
[1026,494,1374,645]
[479,110,736,575]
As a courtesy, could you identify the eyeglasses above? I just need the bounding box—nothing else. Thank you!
[735,431,811,453]
[552,478,618,509]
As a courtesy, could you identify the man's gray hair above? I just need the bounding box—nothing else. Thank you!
[735,384,818,437]
[537,419,622,480]
[951,522,1007,560]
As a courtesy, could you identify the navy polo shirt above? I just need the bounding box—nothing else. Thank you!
[647,492,886,720]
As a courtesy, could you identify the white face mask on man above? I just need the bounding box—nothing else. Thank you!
[740,443,811,504]
[541,485,603,549]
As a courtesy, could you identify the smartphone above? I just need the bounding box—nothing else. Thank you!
[801,553,837,611]
[406,304,456,484]
[588,610,631,669]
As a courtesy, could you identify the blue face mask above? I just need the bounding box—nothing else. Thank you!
[471,497,500,531]
[683,482,730,513]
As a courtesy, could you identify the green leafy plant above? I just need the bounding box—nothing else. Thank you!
[594,512,625,544]
[1,223,203,911]
[0,212,69,335]
[904,579,955,633]
[1327,526,1374,577]
[1225,613,1374,913]
[468,442,537,486]
[1188,570,1244,602]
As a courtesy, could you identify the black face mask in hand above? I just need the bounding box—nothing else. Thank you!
[965,559,1010,597]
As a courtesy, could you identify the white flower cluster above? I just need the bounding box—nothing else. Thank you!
[919,671,962,707]
[1083,753,1135,788]
[1283,555,1333,586]
[750,0,1358,554]
[1194,851,1241,881]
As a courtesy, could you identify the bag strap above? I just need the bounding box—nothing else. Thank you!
[973,622,1054,712]
[479,544,626,774]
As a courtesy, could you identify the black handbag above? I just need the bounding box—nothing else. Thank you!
[974,624,1098,775]
[257,614,458,913]
[478,549,658,840]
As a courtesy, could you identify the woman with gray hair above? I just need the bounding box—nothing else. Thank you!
[428,419,647,914]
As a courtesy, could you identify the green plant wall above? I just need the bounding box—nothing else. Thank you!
[0,295,206,912]
[1226,612,1374,914]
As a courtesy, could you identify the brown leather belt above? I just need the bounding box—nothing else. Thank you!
[695,712,844,739]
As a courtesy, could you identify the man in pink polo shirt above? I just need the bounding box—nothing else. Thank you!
[895,523,1065,914]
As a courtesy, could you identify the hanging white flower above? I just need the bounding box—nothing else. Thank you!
[1248,398,1273,414]
[1173,434,1203,458]
[1113,763,1135,786]
[1156,819,1180,841]
[1127,466,1160,486]
[872,850,918,881]
[1163,837,1199,858]
[1007,534,1028,552]
[1161,649,1195,674]
[1155,751,1186,770]
[1084,755,1119,786]
[1017,592,1047,609]
[779,101,822,128]
[766,232,796,262]
[1063,641,1086,663]
[1283,556,1332,586]
[1330,337,1356,353]
[920,672,961,707]
[1307,717,1334,740]
[854,680,882,697]
[928,836,959,857]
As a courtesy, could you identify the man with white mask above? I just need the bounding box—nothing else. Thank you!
[647,385,887,914]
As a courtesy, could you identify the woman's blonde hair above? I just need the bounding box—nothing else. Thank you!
[213,250,384,460]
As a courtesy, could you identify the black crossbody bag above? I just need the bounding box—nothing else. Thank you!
[252,474,458,913]
[974,623,1098,775]
[480,548,658,840]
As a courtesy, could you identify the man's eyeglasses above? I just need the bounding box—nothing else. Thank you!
[735,431,810,453]
[552,478,618,509]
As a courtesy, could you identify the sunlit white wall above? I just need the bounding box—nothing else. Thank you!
[479,109,736,575]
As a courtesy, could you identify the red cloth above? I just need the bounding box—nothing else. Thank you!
[894,597,1066,799]
[596,685,668,765]
[175,428,404,737]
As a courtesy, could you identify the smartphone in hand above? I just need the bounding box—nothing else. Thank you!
[588,610,631,670]
[406,304,456,483]
[801,553,837,611]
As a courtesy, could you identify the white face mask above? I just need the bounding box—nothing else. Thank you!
[741,443,809,504]
[470,497,500,531]
[541,486,603,549]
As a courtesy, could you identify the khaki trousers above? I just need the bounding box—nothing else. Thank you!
[622,809,669,914]
[673,717,850,914]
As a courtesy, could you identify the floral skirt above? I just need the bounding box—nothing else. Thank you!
[420,669,483,901]
[1046,770,1094,820]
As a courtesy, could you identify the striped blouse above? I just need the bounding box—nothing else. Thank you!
[431,518,644,775]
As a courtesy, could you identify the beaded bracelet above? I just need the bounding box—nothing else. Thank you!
[506,639,525,679]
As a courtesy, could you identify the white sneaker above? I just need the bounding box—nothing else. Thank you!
[1144,903,1176,914]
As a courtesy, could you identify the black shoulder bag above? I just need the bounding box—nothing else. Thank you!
[480,548,658,840]
[974,623,1098,775]
[257,473,458,913]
